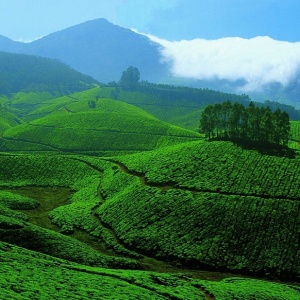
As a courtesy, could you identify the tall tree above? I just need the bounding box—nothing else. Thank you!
[200,104,215,139]
[119,66,140,90]
[200,101,291,146]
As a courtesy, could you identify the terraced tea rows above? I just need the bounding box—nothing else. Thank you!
[0,151,300,298]
[115,140,300,199]
[76,141,300,279]
[1,98,200,154]
[3,240,298,299]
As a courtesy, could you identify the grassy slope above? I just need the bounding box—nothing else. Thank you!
[2,241,298,300]
[0,154,139,269]
[290,121,300,149]
[0,153,299,298]
[0,111,22,133]
[1,96,200,154]
[88,140,300,279]
[98,87,203,131]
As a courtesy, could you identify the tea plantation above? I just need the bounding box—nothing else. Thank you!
[0,84,300,298]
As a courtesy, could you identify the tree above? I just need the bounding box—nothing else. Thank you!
[260,107,274,143]
[119,66,140,90]
[199,101,291,146]
[200,105,215,139]
[221,100,232,137]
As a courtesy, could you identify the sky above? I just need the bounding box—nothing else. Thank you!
[1,0,300,92]
[1,0,299,42]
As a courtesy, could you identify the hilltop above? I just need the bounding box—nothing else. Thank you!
[0,89,200,155]
[0,51,97,95]
[0,19,169,83]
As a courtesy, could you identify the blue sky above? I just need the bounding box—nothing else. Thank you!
[0,0,299,42]
[1,0,300,96]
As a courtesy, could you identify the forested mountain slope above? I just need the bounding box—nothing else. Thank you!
[0,52,97,95]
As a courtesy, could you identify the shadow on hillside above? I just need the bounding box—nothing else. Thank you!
[211,138,296,158]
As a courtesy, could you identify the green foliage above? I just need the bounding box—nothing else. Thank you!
[119,66,140,90]
[200,101,290,145]
[0,51,97,95]
[1,240,297,299]
[0,191,40,210]
[95,141,300,278]
[290,121,300,150]
[193,277,300,299]
[2,98,200,154]
[0,154,97,187]
[0,111,22,133]
[116,140,300,198]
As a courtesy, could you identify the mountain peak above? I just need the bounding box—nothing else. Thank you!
[0,19,169,83]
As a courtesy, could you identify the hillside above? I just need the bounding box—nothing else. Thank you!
[0,19,169,83]
[99,83,300,131]
[0,97,200,154]
[84,140,300,280]
[2,241,299,299]
[0,51,97,95]
[0,111,22,132]
[0,33,300,297]
[0,152,299,299]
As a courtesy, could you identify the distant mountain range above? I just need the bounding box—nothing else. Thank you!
[0,18,169,83]
[0,18,299,106]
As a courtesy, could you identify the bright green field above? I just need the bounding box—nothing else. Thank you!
[2,241,299,300]
[1,97,200,154]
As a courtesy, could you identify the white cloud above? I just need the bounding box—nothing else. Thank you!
[133,29,300,92]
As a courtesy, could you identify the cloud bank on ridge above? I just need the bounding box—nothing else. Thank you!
[136,30,300,92]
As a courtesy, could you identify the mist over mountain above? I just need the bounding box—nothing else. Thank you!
[0,18,299,106]
[0,19,169,84]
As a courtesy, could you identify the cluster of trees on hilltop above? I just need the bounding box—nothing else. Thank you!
[200,101,290,145]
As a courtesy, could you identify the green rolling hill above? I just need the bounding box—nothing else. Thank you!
[0,111,22,133]
[1,55,300,298]
[98,83,300,131]
[84,140,300,280]
[0,152,299,299]
[1,97,200,154]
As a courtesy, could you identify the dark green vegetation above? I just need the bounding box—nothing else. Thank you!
[200,101,290,145]
[0,61,300,298]
[0,52,97,94]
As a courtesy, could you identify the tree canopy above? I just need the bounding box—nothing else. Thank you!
[200,101,290,146]
[119,66,140,90]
